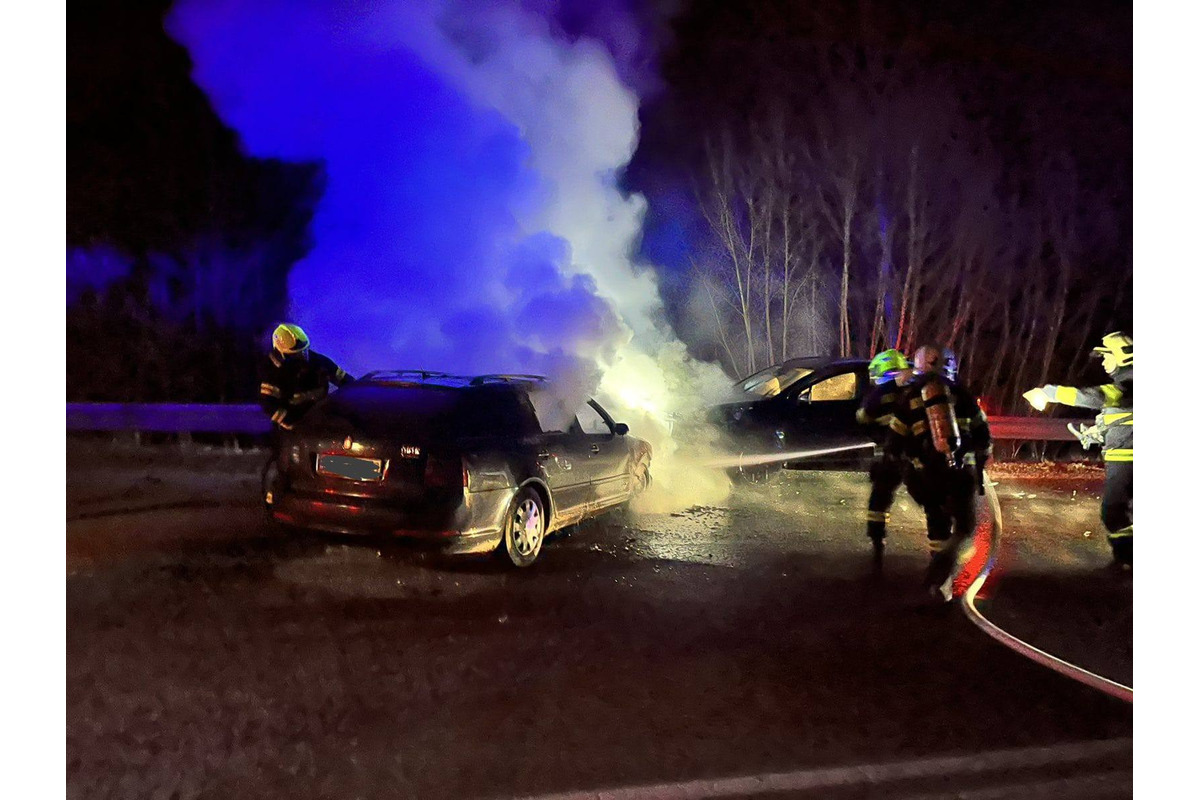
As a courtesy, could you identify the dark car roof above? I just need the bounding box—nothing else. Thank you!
[358,370,547,389]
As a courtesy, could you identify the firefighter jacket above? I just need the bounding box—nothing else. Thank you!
[857,379,909,455]
[258,349,353,430]
[892,374,992,468]
[1044,365,1132,463]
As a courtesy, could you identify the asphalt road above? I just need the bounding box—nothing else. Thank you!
[66,445,1133,799]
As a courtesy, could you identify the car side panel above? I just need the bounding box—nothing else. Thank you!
[535,432,593,526]
[588,432,633,511]
[582,399,636,510]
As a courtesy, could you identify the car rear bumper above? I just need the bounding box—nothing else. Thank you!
[269,488,512,555]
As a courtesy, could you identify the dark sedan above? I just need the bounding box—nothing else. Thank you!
[709,357,875,479]
[264,372,652,567]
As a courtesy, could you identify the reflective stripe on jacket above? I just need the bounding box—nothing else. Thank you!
[258,349,353,429]
[1046,365,1132,461]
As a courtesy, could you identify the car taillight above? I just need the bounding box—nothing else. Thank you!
[424,455,467,488]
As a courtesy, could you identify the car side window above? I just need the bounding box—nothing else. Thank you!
[571,403,613,435]
[512,392,545,437]
[528,389,572,434]
[801,371,859,403]
[459,388,541,437]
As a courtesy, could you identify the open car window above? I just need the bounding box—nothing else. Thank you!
[528,388,573,434]
[800,371,859,402]
[570,402,613,436]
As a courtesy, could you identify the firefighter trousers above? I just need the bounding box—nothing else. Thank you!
[866,457,904,541]
[1101,460,1133,564]
[261,427,285,506]
[905,461,978,590]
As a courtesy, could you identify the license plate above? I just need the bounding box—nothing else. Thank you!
[317,454,385,481]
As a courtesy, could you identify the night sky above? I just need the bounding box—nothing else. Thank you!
[70,1,1131,259]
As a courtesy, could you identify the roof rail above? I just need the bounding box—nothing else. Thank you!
[360,370,469,386]
[468,373,548,386]
[356,370,549,388]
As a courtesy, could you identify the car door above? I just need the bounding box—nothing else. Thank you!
[779,366,874,469]
[582,399,632,509]
[534,429,594,524]
[522,386,595,523]
[569,400,630,511]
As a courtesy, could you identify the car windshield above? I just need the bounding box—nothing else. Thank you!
[737,365,814,397]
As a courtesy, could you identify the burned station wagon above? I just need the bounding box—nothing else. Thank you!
[264,372,652,567]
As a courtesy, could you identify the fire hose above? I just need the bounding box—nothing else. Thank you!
[960,476,1133,704]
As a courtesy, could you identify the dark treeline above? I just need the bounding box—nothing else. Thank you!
[67,0,322,401]
[630,0,1131,410]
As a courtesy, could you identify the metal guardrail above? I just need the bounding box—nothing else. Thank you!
[65,403,1090,441]
[985,416,1087,442]
[66,403,271,434]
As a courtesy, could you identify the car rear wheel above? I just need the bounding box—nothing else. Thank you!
[502,487,546,568]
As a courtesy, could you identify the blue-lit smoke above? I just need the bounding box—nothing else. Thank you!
[167,1,638,385]
[168,0,732,505]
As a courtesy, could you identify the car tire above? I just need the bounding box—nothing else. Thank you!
[612,459,652,522]
[633,459,652,495]
[501,487,547,568]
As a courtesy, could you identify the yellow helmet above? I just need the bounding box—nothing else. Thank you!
[1093,331,1132,373]
[868,349,909,384]
[272,323,310,355]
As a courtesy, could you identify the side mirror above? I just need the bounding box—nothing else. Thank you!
[613,422,629,436]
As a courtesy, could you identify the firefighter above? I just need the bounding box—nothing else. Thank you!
[857,349,914,559]
[258,323,354,431]
[1023,332,1133,565]
[897,345,991,602]
[942,346,993,494]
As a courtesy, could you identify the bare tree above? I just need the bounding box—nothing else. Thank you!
[695,118,829,376]
[687,38,1127,412]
